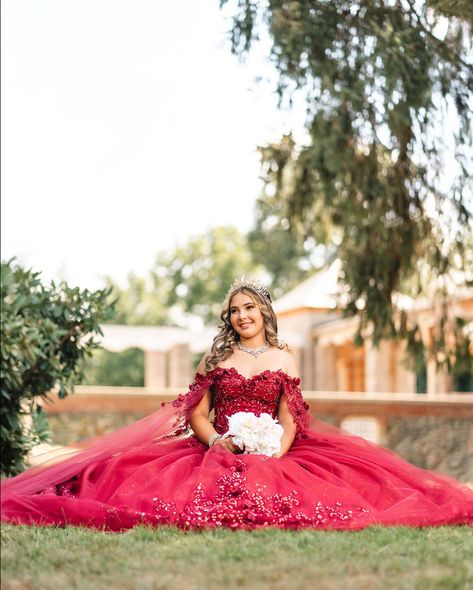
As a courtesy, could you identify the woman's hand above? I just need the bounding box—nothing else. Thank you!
[214,437,241,454]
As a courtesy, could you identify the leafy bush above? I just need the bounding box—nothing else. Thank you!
[82,348,144,387]
[0,260,114,476]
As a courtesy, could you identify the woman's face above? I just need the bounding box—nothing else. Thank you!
[229,291,265,341]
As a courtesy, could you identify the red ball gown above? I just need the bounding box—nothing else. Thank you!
[2,367,473,531]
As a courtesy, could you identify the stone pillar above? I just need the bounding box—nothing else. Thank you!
[301,341,315,390]
[168,344,192,388]
[314,341,337,391]
[336,357,349,392]
[394,342,416,393]
[292,347,305,387]
[365,340,394,393]
[427,360,453,395]
[144,350,167,388]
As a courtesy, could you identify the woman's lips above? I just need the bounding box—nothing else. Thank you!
[239,322,253,329]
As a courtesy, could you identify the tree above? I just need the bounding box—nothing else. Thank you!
[153,226,260,324]
[0,260,114,476]
[82,348,145,387]
[103,273,172,326]
[248,197,313,299]
[221,0,473,372]
[103,227,260,327]
[248,135,338,298]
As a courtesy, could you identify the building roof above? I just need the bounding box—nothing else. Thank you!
[274,260,342,314]
[274,260,473,316]
[99,324,216,353]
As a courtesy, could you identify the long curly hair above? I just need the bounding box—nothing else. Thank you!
[204,285,285,373]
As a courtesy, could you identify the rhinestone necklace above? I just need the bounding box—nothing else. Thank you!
[237,341,270,358]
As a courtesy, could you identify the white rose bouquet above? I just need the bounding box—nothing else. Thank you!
[222,412,284,457]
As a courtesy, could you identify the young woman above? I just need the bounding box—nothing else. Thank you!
[2,278,473,531]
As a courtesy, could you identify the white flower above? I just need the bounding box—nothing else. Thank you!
[222,412,283,456]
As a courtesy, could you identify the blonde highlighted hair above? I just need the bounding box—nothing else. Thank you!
[204,285,285,373]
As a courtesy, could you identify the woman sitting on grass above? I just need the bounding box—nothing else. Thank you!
[2,278,473,531]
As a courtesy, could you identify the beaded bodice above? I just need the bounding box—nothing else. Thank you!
[171,366,310,439]
[210,367,283,435]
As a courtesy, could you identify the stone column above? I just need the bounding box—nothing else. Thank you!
[365,340,394,393]
[394,341,417,393]
[336,357,349,392]
[427,360,453,395]
[301,341,315,390]
[314,341,337,391]
[144,350,167,388]
[291,347,305,387]
[168,344,192,388]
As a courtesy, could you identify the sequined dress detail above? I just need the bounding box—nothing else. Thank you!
[1,368,473,531]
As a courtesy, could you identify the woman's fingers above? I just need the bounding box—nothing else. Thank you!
[224,439,240,453]
[213,437,244,454]
[214,438,237,453]
[225,441,238,453]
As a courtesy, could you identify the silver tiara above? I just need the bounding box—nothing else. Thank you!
[227,276,271,301]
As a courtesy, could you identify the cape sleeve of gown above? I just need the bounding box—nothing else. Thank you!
[0,372,214,497]
[279,373,311,439]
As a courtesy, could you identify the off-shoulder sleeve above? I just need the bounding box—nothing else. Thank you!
[171,372,213,424]
[280,373,311,439]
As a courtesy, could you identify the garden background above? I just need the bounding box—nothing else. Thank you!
[2,1,472,588]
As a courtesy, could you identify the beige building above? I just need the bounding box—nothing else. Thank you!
[275,261,473,394]
[99,324,215,389]
[99,263,472,394]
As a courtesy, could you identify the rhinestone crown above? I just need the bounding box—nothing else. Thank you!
[227,276,271,301]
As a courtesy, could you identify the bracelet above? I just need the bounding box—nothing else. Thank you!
[208,433,222,447]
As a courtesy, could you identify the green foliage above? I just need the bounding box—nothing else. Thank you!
[451,318,473,392]
[0,260,114,476]
[221,0,473,370]
[108,227,259,327]
[103,273,172,326]
[82,348,145,387]
[248,160,331,298]
[103,227,260,327]
[154,226,259,324]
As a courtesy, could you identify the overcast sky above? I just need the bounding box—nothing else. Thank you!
[1,1,306,289]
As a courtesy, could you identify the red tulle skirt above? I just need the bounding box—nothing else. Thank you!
[2,427,473,531]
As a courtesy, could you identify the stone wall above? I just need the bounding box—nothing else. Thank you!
[47,413,147,446]
[385,416,473,482]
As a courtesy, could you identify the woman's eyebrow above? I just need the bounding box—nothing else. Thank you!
[230,302,254,310]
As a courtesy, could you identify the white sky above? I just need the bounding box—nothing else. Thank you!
[1,1,306,289]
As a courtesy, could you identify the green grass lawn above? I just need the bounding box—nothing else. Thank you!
[1,524,472,590]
